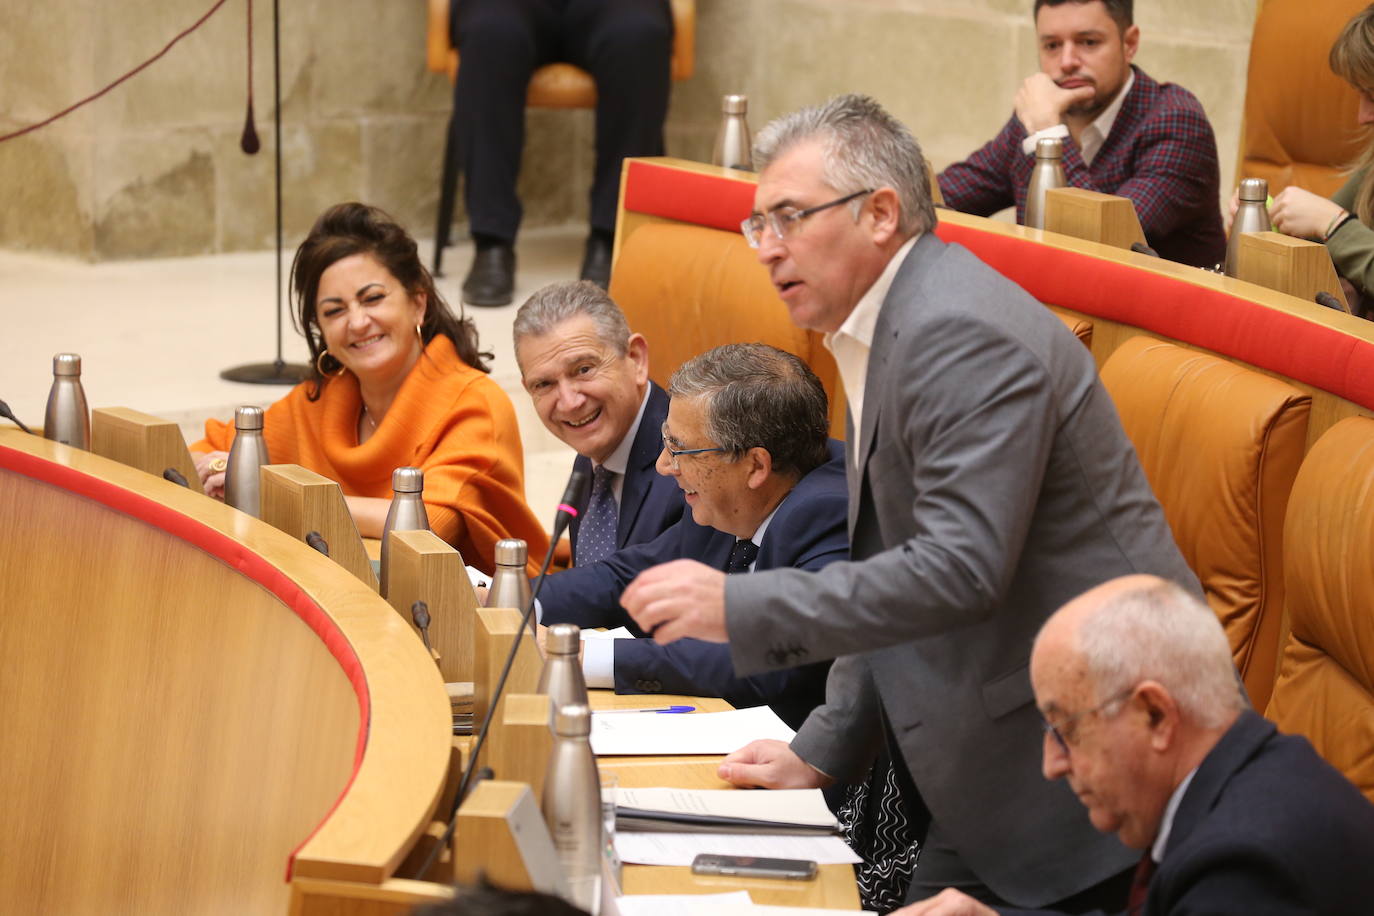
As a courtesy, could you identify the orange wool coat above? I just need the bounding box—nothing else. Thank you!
[194,335,548,575]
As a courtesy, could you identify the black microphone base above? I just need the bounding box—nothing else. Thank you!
[220,359,312,385]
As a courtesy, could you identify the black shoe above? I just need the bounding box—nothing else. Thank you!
[580,232,613,289]
[462,242,515,306]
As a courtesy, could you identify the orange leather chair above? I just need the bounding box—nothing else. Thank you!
[1239,0,1367,197]
[1100,336,1311,711]
[427,0,696,274]
[609,220,847,439]
[1266,416,1374,801]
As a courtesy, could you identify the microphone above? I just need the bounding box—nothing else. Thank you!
[415,468,589,880]
[1315,291,1346,313]
[0,399,33,435]
[304,531,330,556]
[411,599,437,660]
[1130,241,1160,258]
[162,468,190,488]
[240,99,260,154]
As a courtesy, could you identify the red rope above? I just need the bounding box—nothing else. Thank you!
[0,0,234,145]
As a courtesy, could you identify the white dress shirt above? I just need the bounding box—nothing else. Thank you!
[825,234,919,444]
[1151,765,1198,864]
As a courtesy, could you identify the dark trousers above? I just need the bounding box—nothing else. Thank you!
[449,0,672,241]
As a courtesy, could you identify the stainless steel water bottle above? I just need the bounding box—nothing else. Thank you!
[542,703,602,913]
[537,623,589,712]
[1024,136,1067,230]
[485,538,532,611]
[713,94,753,172]
[379,466,430,597]
[224,406,269,517]
[1225,178,1273,278]
[43,353,89,449]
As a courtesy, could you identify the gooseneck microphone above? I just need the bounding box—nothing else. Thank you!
[162,468,191,488]
[0,399,34,435]
[414,468,589,880]
[304,531,330,556]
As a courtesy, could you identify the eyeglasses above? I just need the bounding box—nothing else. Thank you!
[740,189,874,248]
[661,433,727,470]
[1041,686,1137,756]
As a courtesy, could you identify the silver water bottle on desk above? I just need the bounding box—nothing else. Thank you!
[713,94,753,171]
[379,466,430,598]
[224,406,269,517]
[43,353,89,449]
[1024,136,1066,230]
[538,623,589,712]
[543,703,602,914]
[1225,178,1273,278]
[485,538,532,611]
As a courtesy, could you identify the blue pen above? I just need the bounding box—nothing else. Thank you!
[597,705,695,714]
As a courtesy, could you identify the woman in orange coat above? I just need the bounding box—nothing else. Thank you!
[193,202,547,574]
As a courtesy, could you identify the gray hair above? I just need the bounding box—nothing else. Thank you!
[512,280,631,367]
[752,93,937,237]
[667,343,829,478]
[1070,579,1245,729]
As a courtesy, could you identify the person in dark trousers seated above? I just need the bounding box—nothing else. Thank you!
[514,281,685,568]
[896,575,1374,916]
[447,0,673,303]
[537,342,847,730]
[937,0,1225,269]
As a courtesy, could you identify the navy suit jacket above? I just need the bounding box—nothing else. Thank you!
[1002,710,1374,915]
[567,381,683,559]
[541,442,849,730]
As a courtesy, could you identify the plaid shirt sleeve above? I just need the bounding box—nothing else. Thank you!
[1089,100,1221,239]
[937,115,1026,216]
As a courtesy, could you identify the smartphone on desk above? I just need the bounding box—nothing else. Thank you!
[690,853,818,880]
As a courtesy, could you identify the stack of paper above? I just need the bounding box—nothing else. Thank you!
[614,831,861,868]
[613,890,876,915]
[615,787,838,835]
[590,705,796,756]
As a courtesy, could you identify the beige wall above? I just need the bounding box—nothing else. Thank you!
[0,0,1256,261]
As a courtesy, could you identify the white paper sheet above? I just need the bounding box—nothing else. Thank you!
[614,831,862,867]
[615,787,838,830]
[591,705,795,756]
[582,626,634,640]
[613,891,751,916]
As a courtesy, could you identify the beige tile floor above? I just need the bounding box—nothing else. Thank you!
[0,227,582,523]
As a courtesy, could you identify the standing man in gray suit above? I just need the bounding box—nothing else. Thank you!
[621,94,1198,910]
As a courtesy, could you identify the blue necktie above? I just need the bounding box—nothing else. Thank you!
[726,539,759,574]
[576,465,618,566]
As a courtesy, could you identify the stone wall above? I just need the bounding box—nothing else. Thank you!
[0,0,1257,260]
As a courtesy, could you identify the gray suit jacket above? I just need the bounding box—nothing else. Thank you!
[726,233,1199,907]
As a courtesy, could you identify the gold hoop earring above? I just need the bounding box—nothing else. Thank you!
[316,350,345,378]
[415,323,424,347]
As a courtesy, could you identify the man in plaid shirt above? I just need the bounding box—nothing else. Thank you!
[937,0,1225,269]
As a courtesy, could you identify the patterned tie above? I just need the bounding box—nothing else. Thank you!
[575,465,618,566]
[1127,852,1157,914]
[726,539,759,574]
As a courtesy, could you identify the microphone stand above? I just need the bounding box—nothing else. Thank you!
[220,0,309,385]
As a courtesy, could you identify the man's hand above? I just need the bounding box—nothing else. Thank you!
[620,559,727,644]
[718,739,832,789]
[1014,72,1095,134]
[892,889,999,916]
[1270,186,1346,241]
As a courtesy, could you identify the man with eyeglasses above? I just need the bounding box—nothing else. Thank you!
[536,342,847,729]
[936,0,1224,269]
[896,575,1374,915]
[621,94,1196,909]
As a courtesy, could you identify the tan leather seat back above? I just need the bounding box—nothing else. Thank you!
[1100,336,1311,710]
[1048,306,1093,350]
[1241,0,1367,197]
[1266,416,1374,801]
[609,221,846,439]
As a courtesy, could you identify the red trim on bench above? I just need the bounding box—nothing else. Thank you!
[0,443,370,882]
[933,222,1374,411]
[623,159,757,233]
